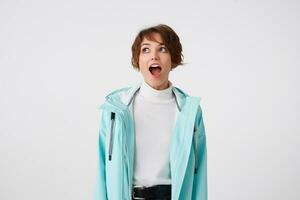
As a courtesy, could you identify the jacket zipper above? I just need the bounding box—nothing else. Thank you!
[193,126,198,174]
[108,112,115,161]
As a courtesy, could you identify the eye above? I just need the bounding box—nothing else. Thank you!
[141,47,150,53]
[160,47,168,53]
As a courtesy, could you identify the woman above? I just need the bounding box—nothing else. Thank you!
[95,24,207,200]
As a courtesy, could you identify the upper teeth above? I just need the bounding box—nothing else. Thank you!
[151,64,160,67]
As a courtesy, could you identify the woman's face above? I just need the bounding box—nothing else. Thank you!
[138,32,172,90]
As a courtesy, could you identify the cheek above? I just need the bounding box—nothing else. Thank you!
[164,55,172,69]
[138,63,145,71]
[139,66,149,78]
[138,59,147,72]
[139,56,148,68]
[163,53,171,62]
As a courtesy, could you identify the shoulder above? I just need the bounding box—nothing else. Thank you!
[100,83,140,106]
[104,86,131,99]
[172,86,190,97]
[172,85,203,103]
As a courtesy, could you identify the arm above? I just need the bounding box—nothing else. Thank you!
[94,109,108,200]
[192,105,208,200]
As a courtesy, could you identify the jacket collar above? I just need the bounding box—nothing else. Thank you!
[118,81,188,112]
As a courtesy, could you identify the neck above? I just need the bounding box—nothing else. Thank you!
[139,80,174,102]
[147,80,170,90]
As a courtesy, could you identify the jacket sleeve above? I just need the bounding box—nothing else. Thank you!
[192,105,208,200]
[94,109,108,200]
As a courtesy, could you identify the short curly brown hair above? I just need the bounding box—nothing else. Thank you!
[131,24,184,71]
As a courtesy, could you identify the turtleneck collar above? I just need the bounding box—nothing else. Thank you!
[139,80,174,103]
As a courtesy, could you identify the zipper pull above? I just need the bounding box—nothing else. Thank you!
[193,127,198,174]
[109,112,115,161]
[111,112,115,120]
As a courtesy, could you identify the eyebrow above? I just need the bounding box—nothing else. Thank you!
[141,42,165,46]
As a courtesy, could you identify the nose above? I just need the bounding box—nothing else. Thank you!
[151,50,159,60]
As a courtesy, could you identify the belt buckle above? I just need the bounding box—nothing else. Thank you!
[132,185,146,200]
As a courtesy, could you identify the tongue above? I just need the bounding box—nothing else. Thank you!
[151,68,161,77]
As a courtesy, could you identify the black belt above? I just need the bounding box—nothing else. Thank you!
[132,184,171,200]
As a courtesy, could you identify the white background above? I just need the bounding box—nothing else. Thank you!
[1,0,299,199]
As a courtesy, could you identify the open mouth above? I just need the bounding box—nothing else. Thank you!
[149,64,162,77]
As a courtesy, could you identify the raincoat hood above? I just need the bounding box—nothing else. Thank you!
[104,81,190,111]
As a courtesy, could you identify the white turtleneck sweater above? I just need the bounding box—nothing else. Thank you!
[133,80,179,187]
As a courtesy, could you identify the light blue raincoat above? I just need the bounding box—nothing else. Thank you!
[94,82,207,200]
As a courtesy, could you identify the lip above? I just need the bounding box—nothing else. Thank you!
[148,62,161,68]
